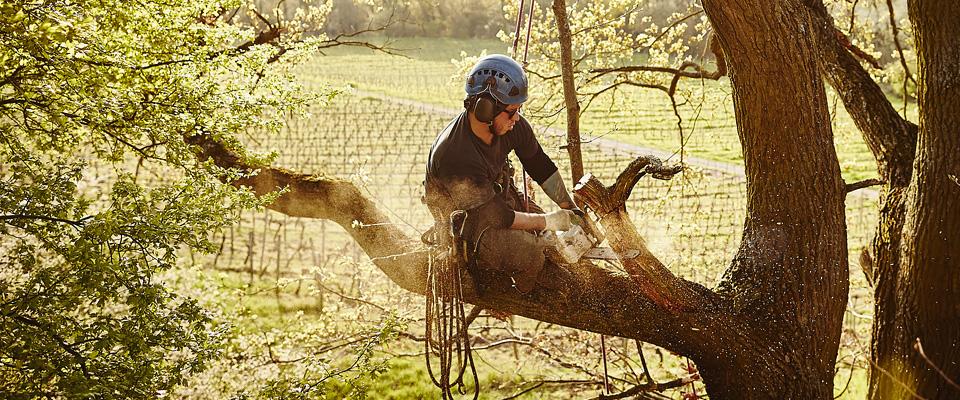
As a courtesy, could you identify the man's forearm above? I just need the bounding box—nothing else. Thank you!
[510,209,577,231]
[510,211,546,230]
[540,170,575,209]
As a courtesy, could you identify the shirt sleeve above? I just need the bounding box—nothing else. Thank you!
[511,117,559,184]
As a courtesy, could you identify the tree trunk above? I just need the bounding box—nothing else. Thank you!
[870,2,960,398]
[551,0,584,183]
[699,0,848,397]
[805,6,921,397]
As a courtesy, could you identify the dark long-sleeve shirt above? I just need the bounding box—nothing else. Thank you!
[425,112,558,228]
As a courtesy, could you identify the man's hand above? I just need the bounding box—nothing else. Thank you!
[544,209,578,231]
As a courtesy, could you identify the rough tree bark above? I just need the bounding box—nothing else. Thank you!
[806,2,960,397]
[806,5,921,397]
[551,0,584,183]
[867,2,960,398]
[697,0,848,397]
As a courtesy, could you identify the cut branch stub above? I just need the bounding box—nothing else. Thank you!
[576,155,682,212]
[573,156,699,312]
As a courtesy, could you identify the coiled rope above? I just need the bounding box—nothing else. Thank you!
[424,214,479,399]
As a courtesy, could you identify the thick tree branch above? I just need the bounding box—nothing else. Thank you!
[810,3,916,184]
[573,156,712,313]
[186,133,730,359]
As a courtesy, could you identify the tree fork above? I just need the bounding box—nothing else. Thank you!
[573,156,707,312]
[699,0,849,396]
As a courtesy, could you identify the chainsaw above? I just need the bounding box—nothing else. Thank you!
[544,207,626,264]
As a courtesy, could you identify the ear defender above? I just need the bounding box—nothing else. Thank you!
[473,96,498,123]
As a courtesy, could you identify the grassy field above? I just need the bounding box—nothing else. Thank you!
[172,36,913,398]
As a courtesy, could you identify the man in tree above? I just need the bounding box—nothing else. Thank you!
[424,54,579,293]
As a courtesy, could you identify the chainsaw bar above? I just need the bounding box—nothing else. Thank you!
[581,247,640,261]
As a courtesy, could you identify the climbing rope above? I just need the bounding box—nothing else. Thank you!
[513,2,617,391]
[424,212,479,399]
[511,0,536,212]
[422,4,539,397]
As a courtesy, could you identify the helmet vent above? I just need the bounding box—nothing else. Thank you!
[508,86,520,96]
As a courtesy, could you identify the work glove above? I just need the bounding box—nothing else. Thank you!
[544,209,579,231]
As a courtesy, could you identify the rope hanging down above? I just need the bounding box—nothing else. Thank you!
[516,2,616,391]
[424,211,479,399]
[512,0,536,212]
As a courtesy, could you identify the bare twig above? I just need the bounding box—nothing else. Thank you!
[845,178,883,193]
[571,4,643,37]
[593,375,697,400]
[644,9,705,52]
[502,379,602,400]
[0,214,91,229]
[885,0,916,86]
[848,0,860,35]
[587,63,722,84]
[914,338,960,391]
[636,340,654,384]
[315,281,387,312]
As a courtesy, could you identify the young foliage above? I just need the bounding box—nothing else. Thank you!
[0,0,333,396]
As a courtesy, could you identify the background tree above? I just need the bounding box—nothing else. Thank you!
[0,0,397,397]
[867,2,960,398]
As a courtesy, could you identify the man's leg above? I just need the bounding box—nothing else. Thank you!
[473,229,546,294]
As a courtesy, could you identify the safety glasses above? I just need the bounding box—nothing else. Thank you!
[502,106,522,119]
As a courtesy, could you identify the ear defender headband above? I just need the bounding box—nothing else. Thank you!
[464,75,508,124]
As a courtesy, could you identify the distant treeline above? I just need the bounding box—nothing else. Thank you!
[324,0,697,39]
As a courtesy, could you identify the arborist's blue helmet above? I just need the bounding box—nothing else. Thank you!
[464,54,528,105]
